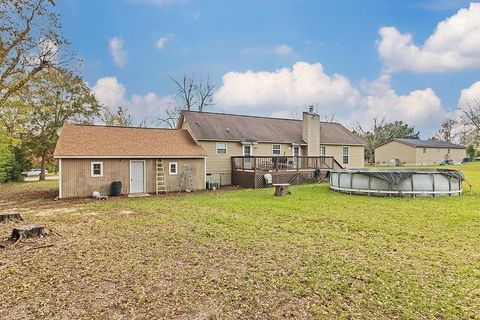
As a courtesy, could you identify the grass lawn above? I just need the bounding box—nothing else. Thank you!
[1,164,479,319]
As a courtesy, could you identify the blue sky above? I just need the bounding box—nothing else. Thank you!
[57,0,480,136]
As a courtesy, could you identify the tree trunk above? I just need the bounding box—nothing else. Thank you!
[39,149,47,181]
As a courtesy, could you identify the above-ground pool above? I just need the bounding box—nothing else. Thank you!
[329,168,465,197]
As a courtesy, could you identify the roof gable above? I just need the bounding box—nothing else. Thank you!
[54,124,206,158]
[181,111,365,146]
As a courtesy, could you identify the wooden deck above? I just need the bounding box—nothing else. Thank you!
[231,156,343,188]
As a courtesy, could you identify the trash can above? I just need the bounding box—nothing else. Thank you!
[111,181,122,196]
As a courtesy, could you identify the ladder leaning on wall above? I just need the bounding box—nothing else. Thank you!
[178,164,195,193]
[156,159,167,194]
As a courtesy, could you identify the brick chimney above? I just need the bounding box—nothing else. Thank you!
[302,108,320,156]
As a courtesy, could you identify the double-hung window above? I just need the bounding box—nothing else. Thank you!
[342,146,349,164]
[91,162,103,177]
[169,162,178,175]
[216,142,227,155]
[320,145,326,156]
[272,144,281,156]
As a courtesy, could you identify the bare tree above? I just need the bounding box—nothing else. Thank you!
[432,119,456,142]
[352,117,386,164]
[458,98,480,145]
[158,73,215,128]
[322,112,337,123]
[0,0,73,104]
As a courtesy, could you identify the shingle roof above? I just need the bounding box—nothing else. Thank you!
[383,138,465,149]
[181,111,365,145]
[54,124,206,158]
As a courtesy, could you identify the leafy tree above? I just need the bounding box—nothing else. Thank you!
[0,0,72,104]
[0,131,15,182]
[466,144,476,160]
[24,68,100,180]
[354,118,420,164]
[102,106,133,126]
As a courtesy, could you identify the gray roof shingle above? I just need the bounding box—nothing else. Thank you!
[181,111,365,146]
[392,138,465,149]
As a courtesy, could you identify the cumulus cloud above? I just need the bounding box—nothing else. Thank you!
[377,2,480,72]
[92,77,174,126]
[214,62,360,116]
[156,34,173,49]
[458,80,480,106]
[214,62,452,135]
[354,74,449,130]
[109,36,127,67]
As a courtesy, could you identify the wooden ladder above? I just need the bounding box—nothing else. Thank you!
[156,159,167,194]
[178,164,195,193]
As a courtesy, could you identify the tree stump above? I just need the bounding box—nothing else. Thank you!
[273,183,291,196]
[0,212,23,223]
[10,225,46,241]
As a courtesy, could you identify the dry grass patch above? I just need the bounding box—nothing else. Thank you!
[0,163,479,319]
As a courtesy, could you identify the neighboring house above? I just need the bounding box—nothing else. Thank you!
[54,124,206,198]
[178,110,365,186]
[374,138,466,166]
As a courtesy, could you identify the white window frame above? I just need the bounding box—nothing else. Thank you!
[91,161,103,177]
[243,145,253,156]
[320,145,326,156]
[272,144,281,156]
[292,146,300,157]
[216,142,227,155]
[342,146,349,164]
[169,162,178,175]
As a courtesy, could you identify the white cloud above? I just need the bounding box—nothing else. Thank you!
[214,62,360,116]
[92,77,127,107]
[156,34,173,49]
[92,77,175,126]
[377,2,480,72]
[274,44,293,55]
[109,36,127,67]
[354,74,449,130]
[458,80,480,106]
[214,62,451,135]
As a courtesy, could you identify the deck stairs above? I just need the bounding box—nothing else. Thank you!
[178,164,195,193]
[156,159,167,194]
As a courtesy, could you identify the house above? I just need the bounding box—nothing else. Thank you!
[374,138,466,166]
[178,110,365,187]
[53,124,206,198]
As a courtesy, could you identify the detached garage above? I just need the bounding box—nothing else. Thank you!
[374,138,466,166]
[54,124,206,198]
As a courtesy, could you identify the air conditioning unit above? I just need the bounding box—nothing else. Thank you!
[206,181,219,190]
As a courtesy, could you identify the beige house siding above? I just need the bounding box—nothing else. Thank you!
[375,141,417,165]
[60,158,205,198]
[322,145,364,168]
[199,140,364,185]
[415,147,465,165]
[198,140,294,185]
[375,141,466,165]
[303,113,321,156]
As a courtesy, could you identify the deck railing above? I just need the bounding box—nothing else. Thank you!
[231,156,343,172]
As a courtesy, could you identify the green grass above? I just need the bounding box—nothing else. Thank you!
[1,164,479,318]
